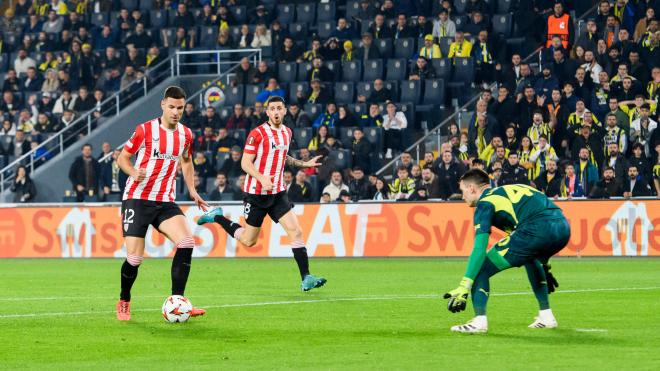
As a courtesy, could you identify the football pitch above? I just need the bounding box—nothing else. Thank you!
[1,258,659,370]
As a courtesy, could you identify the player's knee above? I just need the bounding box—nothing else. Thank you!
[175,236,195,249]
[243,237,258,247]
[290,227,304,241]
[126,253,144,266]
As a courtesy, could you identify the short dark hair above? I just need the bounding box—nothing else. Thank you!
[397,165,409,172]
[628,164,638,170]
[460,168,490,186]
[82,143,92,150]
[265,95,285,106]
[163,86,186,100]
[604,166,615,172]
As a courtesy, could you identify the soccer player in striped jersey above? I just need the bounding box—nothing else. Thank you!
[197,96,327,291]
[115,86,210,321]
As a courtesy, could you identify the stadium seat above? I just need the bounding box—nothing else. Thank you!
[150,9,168,29]
[316,2,336,22]
[276,4,295,24]
[386,59,407,81]
[297,62,313,81]
[432,58,452,81]
[364,127,383,149]
[393,38,415,59]
[123,0,139,10]
[422,79,445,106]
[288,23,308,39]
[293,127,313,148]
[399,102,415,125]
[350,103,367,117]
[498,0,514,13]
[317,21,334,40]
[244,85,261,107]
[452,58,475,84]
[339,127,357,147]
[346,0,360,20]
[231,129,246,144]
[360,20,374,35]
[400,80,422,104]
[341,61,362,82]
[492,14,513,37]
[325,60,340,81]
[296,3,316,23]
[334,82,355,104]
[328,149,352,170]
[288,82,308,102]
[375,38,393,58]
[363,59,384,81]
[278,62,297,83]
[229,6,247,24]
[90,13,108,28]
[454,16,469,32]
[218,106,232,120]
[455,0,468,14]
[384,80,400,101]
[356,82,372,99]
[439,37,453,56]
[200,26,218,48]
[304,103,323,118]
[223,85,244,106]
[215,152,231,171]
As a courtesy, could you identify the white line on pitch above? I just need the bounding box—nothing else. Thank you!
[0,286,659,319]
[575,328,608,333]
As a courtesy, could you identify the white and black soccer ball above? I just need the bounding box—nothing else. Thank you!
[162,295,193,323]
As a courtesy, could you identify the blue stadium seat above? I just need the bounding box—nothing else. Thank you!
[384,80,400,101]
[215,152,231,171]
[338,126,358,147]
[455,0,468,14]
[364,127,383,149]
[223,85,244,106]
[375,38,393,58]
[244,85,261,107]
[452,57,474,84]
[432,58,452,81]
[342,60,362,82]
[296,3,316,23]
[90,13,108,28]
[5,33,19,47]
[293,127,313,148]
[492,14,513,37]
[356,82,372,99]
[399,102,415,125]
[346,0,360,20]
[276,4,295,24]
[288,23,308,39]
[334,82,355,104]
[400,80,422,104]
[328,149,352,170]
[350,103,367,117]
[498,0,514,13]
[123,0,139,10]
[199,26,218,48]
[288,81,308,102]
[218,106,232,120]
[305,103,323,118]
[393,38,415,59]
[231,129,246,144]
[317,21,334,39]
[278,62,297,83]
[363,59,384,81]
[325,60,340,81]
[150,10,168,29]
[454,16,469,32]
[316,2,336,22]
[439,37,453,56]
[0,55,9,72]
[360,20,374,35]
[297,62,312,81]
[386,59,407,81]
[422,79,445,106]
[229,6,247,24]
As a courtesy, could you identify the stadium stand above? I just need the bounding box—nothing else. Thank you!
[1,0,658,204]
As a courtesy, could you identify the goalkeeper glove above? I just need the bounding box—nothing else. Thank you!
[443,277,473,313]
[543,264,559,294]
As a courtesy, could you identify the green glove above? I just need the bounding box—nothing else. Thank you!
[543,264,559,294]
[443,277,473,313]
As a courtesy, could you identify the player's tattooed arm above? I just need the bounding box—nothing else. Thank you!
[287,155,323,168]
[286,155,305,168]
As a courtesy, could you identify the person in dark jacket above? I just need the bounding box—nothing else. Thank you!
[288,170,313,203]
[500,152,530,185]
[208,173,237,201]
[533,158,564,197]
[573,147,600,196]
[351,128,372,174]
[100,149,129,200]
[435,151,465,199]
[589,167,623,198]
[11,165,37,202]
[219,146,244,179]
[348,167,372,201]
[623,164,652,197]
[68,143,100,202]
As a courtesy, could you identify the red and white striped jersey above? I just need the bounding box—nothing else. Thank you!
[122,118,193,202]
[243,122,292,195]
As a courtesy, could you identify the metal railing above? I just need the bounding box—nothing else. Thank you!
[99,49,262,164]
[173,48,262,77]
[375,3,600,178]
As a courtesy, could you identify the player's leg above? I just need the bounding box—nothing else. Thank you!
[271,193,326,291]
[197,198,264,247]
[451,258,503,333]
[525,259,558,328]
[156,209,206,317]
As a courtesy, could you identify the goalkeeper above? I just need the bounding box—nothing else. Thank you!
[444,169,571,333]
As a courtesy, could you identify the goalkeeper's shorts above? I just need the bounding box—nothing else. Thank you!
[488,217,571,268]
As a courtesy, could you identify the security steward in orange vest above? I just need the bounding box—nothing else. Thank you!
[545,2,574,49]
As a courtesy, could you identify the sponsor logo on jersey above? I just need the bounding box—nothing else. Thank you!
[152,149,177,161]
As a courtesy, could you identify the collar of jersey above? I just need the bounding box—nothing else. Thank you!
[158,117,179,132]
[264,122,284,131]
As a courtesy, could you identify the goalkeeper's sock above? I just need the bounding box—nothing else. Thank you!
[120,254,143,301]
[539,309,555,321]
[291,241,310,280]
[215,215,243,239]
[525,261,550,310]
[171,237,194,296]
[471,274,490,316]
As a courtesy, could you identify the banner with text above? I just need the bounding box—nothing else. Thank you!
[1,200,658,258]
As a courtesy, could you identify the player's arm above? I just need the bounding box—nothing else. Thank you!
[285,155,323,168]
[181,146,209,211]
[118,126,146,181]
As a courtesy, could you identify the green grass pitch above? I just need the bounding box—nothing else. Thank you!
[1,258,659,370]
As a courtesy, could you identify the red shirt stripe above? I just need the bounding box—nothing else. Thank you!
[243,123,291,195]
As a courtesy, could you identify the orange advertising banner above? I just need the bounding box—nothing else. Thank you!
[1,200,659,258]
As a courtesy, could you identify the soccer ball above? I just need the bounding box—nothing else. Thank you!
[162,295,193,323]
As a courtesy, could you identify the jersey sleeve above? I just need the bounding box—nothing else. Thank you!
[124,125,145,154]
[473,201,494,235]
[244,129,262,155]
[184,127,193,158]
